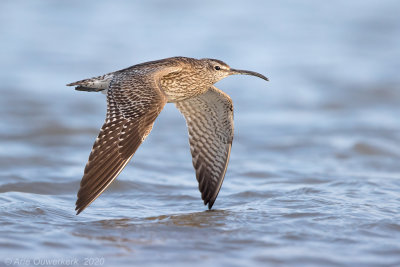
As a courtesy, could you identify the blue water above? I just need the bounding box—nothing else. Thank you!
[1,1,400,266]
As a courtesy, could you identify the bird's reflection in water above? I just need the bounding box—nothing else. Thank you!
[145,209,230,228]
[71,209,231,254]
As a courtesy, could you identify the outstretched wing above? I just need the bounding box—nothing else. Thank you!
[75,66,180,214]
[175,86,234,209]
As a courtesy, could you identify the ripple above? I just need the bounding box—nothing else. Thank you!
[0,181,78,195]
[282,212,325,219]
[228,190,277,199]
[352,142,398,157]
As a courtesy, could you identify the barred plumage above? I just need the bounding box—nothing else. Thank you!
[67,56,268,214]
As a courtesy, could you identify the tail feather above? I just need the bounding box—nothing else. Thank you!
[74,86,105,92]
[67,73,113,92]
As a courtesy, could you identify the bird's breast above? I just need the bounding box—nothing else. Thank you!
[160,72,210,103]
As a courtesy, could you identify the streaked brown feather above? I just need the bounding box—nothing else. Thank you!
[175,86,234,209]
[75,66,180,214]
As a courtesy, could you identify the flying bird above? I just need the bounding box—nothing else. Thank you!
[67,57,268,214]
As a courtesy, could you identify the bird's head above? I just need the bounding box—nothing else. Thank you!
[201,58,269,84]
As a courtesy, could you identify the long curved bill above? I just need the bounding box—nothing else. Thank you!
[230,68,269,81]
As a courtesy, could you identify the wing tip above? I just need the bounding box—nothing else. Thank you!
[75,192,93,215]
[205,196,217,210]
[75,201,87,215]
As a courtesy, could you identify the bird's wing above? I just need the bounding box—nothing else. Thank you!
[75,66,181,214]
[175,86,234,209]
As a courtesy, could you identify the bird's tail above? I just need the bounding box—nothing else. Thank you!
[66,74,113,92]
[70,85,105,92]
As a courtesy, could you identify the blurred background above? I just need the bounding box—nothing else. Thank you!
[0,0,399,266]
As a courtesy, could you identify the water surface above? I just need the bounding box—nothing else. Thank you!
[1,1,400,266]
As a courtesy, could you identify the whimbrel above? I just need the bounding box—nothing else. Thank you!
[67,57,268,214]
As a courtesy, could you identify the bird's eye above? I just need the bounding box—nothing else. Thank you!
[214,66,221,70]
